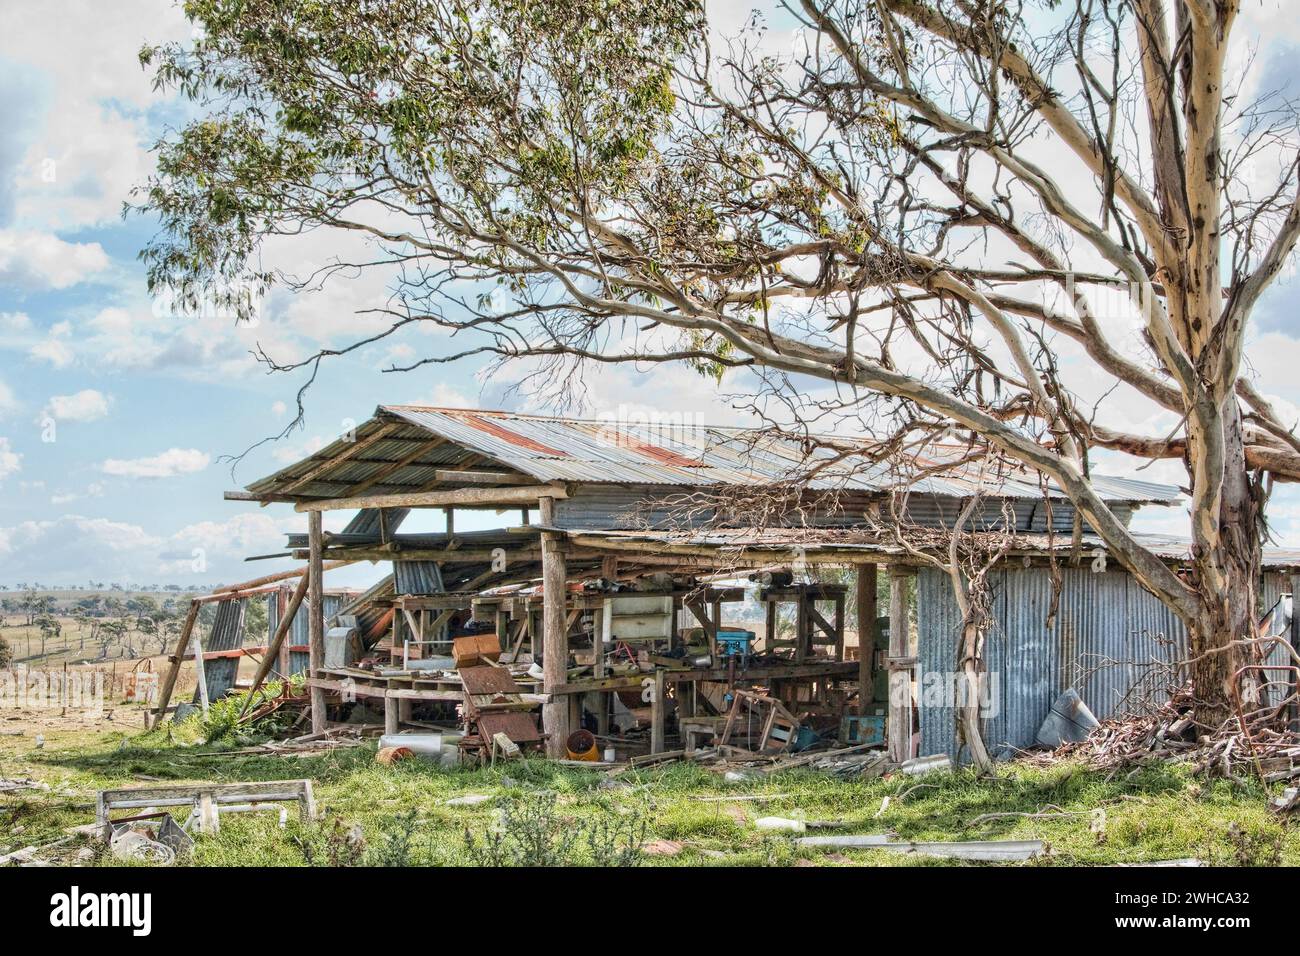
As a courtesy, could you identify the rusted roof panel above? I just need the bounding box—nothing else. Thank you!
[245,405,1182,505]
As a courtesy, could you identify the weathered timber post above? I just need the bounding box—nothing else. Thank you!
[650,668,666,754]
[276,583,291,676]
[308,510,326,735]
[384,692,399,735]
[539,496,569,757]
[856,563,878,708]
[151,598,201,727]
[887,566,915,763]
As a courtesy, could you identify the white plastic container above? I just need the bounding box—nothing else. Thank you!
[379,732,462,755]
[755,816,807,833]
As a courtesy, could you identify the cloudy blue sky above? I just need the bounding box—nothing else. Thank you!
[1,1,1298,591]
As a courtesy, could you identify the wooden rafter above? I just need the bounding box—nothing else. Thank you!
[282,423,398,494]
[341,436,447,497]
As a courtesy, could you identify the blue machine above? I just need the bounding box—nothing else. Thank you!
[839,714,886,747]
[715,628,756,666]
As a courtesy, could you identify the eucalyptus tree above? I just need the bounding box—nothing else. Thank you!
[140,0,1300,722]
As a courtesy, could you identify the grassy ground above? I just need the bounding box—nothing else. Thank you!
[2,705,1297,867]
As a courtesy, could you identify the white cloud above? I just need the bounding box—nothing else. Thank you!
[3,2,192,232]
[271,400,287,417]
[49,481,103,505]
[101,447,209,479]
[0,229,110,289]
[0,438,21,483]
[44,389,110,422]
[0,380,18,418]
[272,433,327,465]
[170,512,298,558]
[0,514,161,564]
[0,312,32,333]
[29,337,75,368]
[414,382,474,409]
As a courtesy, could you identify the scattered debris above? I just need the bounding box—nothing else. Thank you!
[376,746,413,765]
[641,839,685,856]
[796,832,1045,861]
[1035,683,1300,783]
[755,816,806,833]
[691,793,791,803]
[967,805,1097,827]
[1035,688,1099,748]
[444,793,493,807]
[900,754,951,775]
[110,829,175,865]
[1271,786,1299,814]
[96,779,317,836]
[1115,858,1204,867]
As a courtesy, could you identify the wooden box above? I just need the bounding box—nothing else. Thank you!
[453,633,502,668]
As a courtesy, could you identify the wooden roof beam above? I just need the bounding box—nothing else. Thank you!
[293,483,568,513]
[432,469,536,485]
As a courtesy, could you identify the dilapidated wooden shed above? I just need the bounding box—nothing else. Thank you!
[150,405,1297,764]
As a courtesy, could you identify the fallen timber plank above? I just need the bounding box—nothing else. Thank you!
[294,483,568,513]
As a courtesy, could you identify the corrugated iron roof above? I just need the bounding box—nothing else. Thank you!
[245,405,1182,504]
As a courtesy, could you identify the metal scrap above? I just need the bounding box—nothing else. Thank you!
[796,832,1046,861]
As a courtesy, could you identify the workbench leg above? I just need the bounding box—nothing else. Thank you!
[596,691,610,737]
[650,669,666,754]
[384,694,399,735]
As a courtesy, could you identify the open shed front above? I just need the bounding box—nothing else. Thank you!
[152,403,1298,769]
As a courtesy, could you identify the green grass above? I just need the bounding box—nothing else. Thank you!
[2,718,1296,866]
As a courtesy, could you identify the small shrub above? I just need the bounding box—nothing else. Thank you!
[290,816,367,867]
[464,791,647,866]
[367,809,422,867]
[1204,821,1286,867]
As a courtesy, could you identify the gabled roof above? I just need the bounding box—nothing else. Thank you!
[244,405,1182,504]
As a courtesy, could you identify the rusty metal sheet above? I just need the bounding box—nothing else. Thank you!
[459,666,520,696]
[476,711,542,744]
[245,404,1181,505]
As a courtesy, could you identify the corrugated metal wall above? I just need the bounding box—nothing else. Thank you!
[266,593,346,676]
[198,598,247,701]
[917,566,1297,761]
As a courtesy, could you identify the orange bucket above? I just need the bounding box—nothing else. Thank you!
[565,729,598,761]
